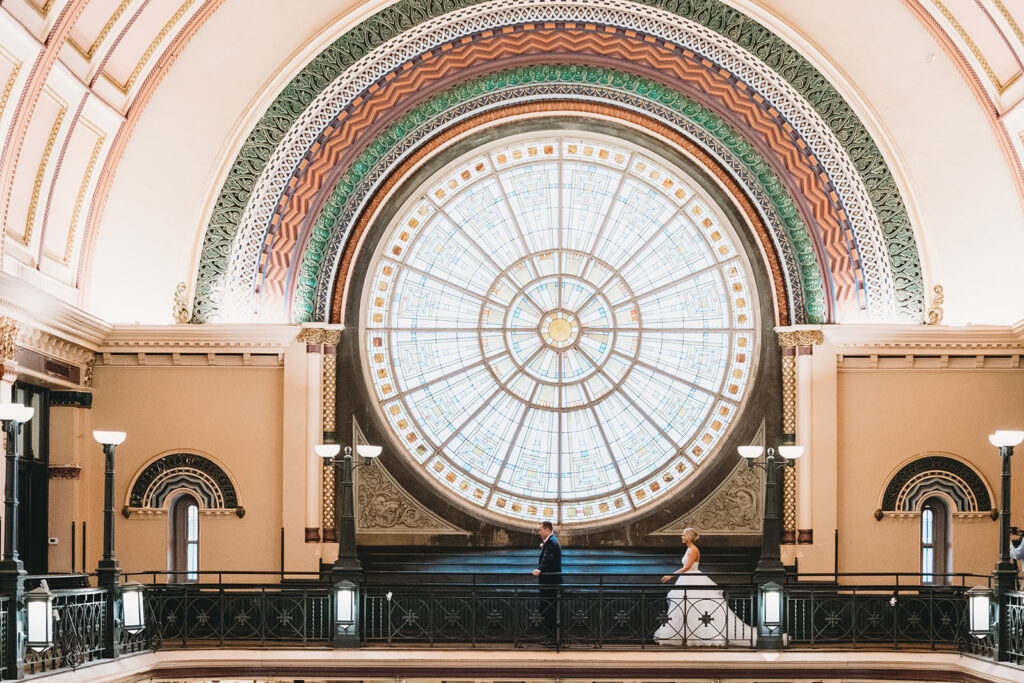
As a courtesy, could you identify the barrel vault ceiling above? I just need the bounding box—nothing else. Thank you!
[0,0,1022,327]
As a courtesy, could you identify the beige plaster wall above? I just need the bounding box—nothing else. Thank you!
[836,367,1024,580]
[83,364,285,577]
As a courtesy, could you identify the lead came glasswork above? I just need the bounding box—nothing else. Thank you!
[361,132,758,526]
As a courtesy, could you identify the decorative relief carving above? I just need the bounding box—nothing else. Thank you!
[193,0,923,325]
[876,453,993,519]
[0,317,20,363]
[297,327,341,346]
[653,460,763,535]
[307,71,822,326]
[781,351,797,538]
[777,329,824,348]
[173,282,190,324]
[83,357,94,387]
[925,285,944,325]
[48,464,81,480]
[321,352,337,530]
[356,462,466,534]
[125,452,244,518]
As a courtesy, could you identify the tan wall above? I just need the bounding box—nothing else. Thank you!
[80,364,285,576]
[836,367,1024,580]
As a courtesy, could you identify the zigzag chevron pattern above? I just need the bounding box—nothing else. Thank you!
[326,99,791,326]
[251,25,859,322]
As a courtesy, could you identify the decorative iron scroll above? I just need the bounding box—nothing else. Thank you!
[875,455,993,520]
[125,453,243,518]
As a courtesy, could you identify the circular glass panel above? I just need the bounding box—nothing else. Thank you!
[361,131,758,527]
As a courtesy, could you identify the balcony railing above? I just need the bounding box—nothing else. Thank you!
[0,571,1018,678]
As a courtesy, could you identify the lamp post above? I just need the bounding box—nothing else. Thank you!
[316,443,381,647]
[989,429,1024,661]
[0,403,34,679]
[93,430,126,659]
[738,443,803,650]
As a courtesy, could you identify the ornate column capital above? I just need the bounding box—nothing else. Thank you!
[297,326,342,347]
[0,317,20,363]
[776,328,824,349]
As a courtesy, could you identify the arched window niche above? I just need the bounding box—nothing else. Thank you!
[123,451,245,519]
[875,453,995,583]
[336,119,783,540]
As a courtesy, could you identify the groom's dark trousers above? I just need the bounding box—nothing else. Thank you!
[537,535,562,641]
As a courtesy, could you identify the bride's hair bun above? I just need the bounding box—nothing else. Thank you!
[682,527,700,543]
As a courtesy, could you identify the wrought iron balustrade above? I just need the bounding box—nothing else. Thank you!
[0,596,7,679]
[144,583,332,646]
[361,578,758,648]
[1006,591,1024,664]
[23,588,106,675]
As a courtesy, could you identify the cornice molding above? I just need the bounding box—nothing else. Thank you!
[0,272,110,349]
[101,324,305,353]
[816,323,1024,351]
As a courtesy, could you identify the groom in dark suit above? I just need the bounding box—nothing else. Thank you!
[532,521,562,641]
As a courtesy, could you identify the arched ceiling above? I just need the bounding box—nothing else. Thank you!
[1,0,1023,326]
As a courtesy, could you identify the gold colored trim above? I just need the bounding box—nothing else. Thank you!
[60,133,105,264]
[66,0,134,61]
[101,0,196,95]
[21,104,68,246]
[992,0,1024,51]
[321,352,337,530]
[932,0,1016,93]
[0,63,23,125]
[25,0,56,19]
[781,353,797,534]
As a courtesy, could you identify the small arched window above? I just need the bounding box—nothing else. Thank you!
[921,496,950,584]
[170,494,200,582]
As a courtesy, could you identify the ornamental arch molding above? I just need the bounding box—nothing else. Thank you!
[124,451,245,518]
[874,452,995,521]
[190,0,924,326]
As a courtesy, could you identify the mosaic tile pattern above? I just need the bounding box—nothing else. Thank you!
[362,132,757,526]
[192,0,922,325]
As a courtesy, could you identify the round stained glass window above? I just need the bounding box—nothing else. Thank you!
[361,131,758,527]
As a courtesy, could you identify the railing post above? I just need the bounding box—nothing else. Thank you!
[0,419,26,679]
[96,442,122,660]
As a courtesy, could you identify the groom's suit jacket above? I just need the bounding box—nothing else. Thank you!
[537,535,562,585]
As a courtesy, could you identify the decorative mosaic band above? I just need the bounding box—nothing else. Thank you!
[309,74,821,326]
[191,0,923,326]
[321,349,337,535]
[781,352,797,540]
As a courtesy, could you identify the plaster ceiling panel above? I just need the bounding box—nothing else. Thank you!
[4,0,62,41]
[0,49,24,135]
[6,89,67,255]
[995,0,1024,49]
[65,0,136,66]
[752,0,1024,324]
[88,0,349,323]
[41,119,104,273]
[100,0,198,96]
[931,0,1022,93]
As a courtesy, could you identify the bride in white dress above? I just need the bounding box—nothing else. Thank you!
[653,528,756,646]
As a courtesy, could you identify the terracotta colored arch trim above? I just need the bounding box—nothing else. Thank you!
[328,101,790,327]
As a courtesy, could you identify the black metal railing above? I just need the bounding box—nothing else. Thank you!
[362,581,758,648]
[23,588,106,675]
[1006,591,1024,664]
[0,570,1018,679]
[0,596,7,679]
[144,583,332,646]
[786,585,965,648]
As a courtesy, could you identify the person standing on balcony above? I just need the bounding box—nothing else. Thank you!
[533,521,562,641]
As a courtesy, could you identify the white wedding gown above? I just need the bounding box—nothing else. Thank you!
[653,549,756,646]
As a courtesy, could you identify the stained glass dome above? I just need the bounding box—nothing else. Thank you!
[360,131,758,527]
